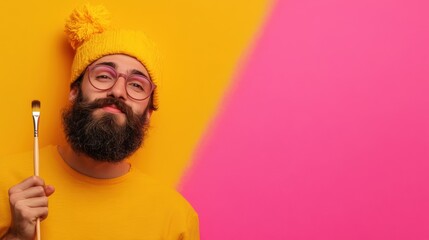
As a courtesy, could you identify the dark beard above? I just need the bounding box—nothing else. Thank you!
[62,92,149,163]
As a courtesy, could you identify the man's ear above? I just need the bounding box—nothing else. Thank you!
[69,87,78,101]
[145,110,153,123]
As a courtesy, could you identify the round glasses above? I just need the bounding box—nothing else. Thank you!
[87,64,156,101]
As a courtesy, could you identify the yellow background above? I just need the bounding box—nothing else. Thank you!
[0,0,272,186]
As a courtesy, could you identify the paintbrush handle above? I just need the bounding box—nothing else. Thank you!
[36,219,41,240]
[34,136,39,176]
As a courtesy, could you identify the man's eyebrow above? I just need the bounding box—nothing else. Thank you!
[94,62,117,68]
[131,69,149,80]
[93,62,149,80]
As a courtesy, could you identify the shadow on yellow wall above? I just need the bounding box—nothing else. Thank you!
[0,0,272,186]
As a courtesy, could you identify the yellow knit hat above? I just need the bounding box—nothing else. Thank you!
[65,4,160,87]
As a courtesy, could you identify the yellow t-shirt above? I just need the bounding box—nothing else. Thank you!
[0,145,199,239]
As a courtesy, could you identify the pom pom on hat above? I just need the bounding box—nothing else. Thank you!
[65,4,111,50]
[65,3,161,109]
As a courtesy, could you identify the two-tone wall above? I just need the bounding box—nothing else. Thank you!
[0,1,428,239]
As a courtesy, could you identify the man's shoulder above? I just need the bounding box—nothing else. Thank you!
[130,168,197,214]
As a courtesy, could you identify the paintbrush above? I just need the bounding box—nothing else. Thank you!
[31,100,41,240]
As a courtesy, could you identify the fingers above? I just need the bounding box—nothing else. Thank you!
[9,185,46,203]
[14,199,49,220]
[15,196,49,208]
[9,177,47,207]
[8,177,55,199]
[8,176,45,194]
[8,177,54,218]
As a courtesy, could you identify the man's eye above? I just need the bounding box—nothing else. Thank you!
[129,82,145,92]
[96,74,113,80]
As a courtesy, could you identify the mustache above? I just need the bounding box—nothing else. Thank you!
[78,98,134,117]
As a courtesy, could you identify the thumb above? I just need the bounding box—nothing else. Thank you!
[44,185,55,197]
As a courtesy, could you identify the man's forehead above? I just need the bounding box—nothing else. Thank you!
[92,54,147,73]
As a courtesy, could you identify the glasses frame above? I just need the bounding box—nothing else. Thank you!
[86,64,156,101]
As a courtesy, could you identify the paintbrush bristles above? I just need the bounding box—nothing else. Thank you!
[32,100,41,112]
[32,100,41,137]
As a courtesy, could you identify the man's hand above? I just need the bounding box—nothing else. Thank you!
[3,176,55,240]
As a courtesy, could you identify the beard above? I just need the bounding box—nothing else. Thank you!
[62,91,149,163]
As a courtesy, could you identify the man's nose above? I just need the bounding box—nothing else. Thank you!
[107,77,127,100]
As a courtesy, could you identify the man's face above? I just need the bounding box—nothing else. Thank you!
[72,54,152,124]
[62,54,153,162]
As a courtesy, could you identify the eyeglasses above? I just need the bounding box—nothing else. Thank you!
[87,64,156,101]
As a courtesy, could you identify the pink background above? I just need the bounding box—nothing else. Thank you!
[181,0,429,239]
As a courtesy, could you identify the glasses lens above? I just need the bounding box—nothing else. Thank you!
[89,66,117,90]
[126,76,153,100]
[89,65,154,100]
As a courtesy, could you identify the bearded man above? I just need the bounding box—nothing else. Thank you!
[0,4,199,240]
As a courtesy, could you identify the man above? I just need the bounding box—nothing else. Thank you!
[0,4,199,240]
